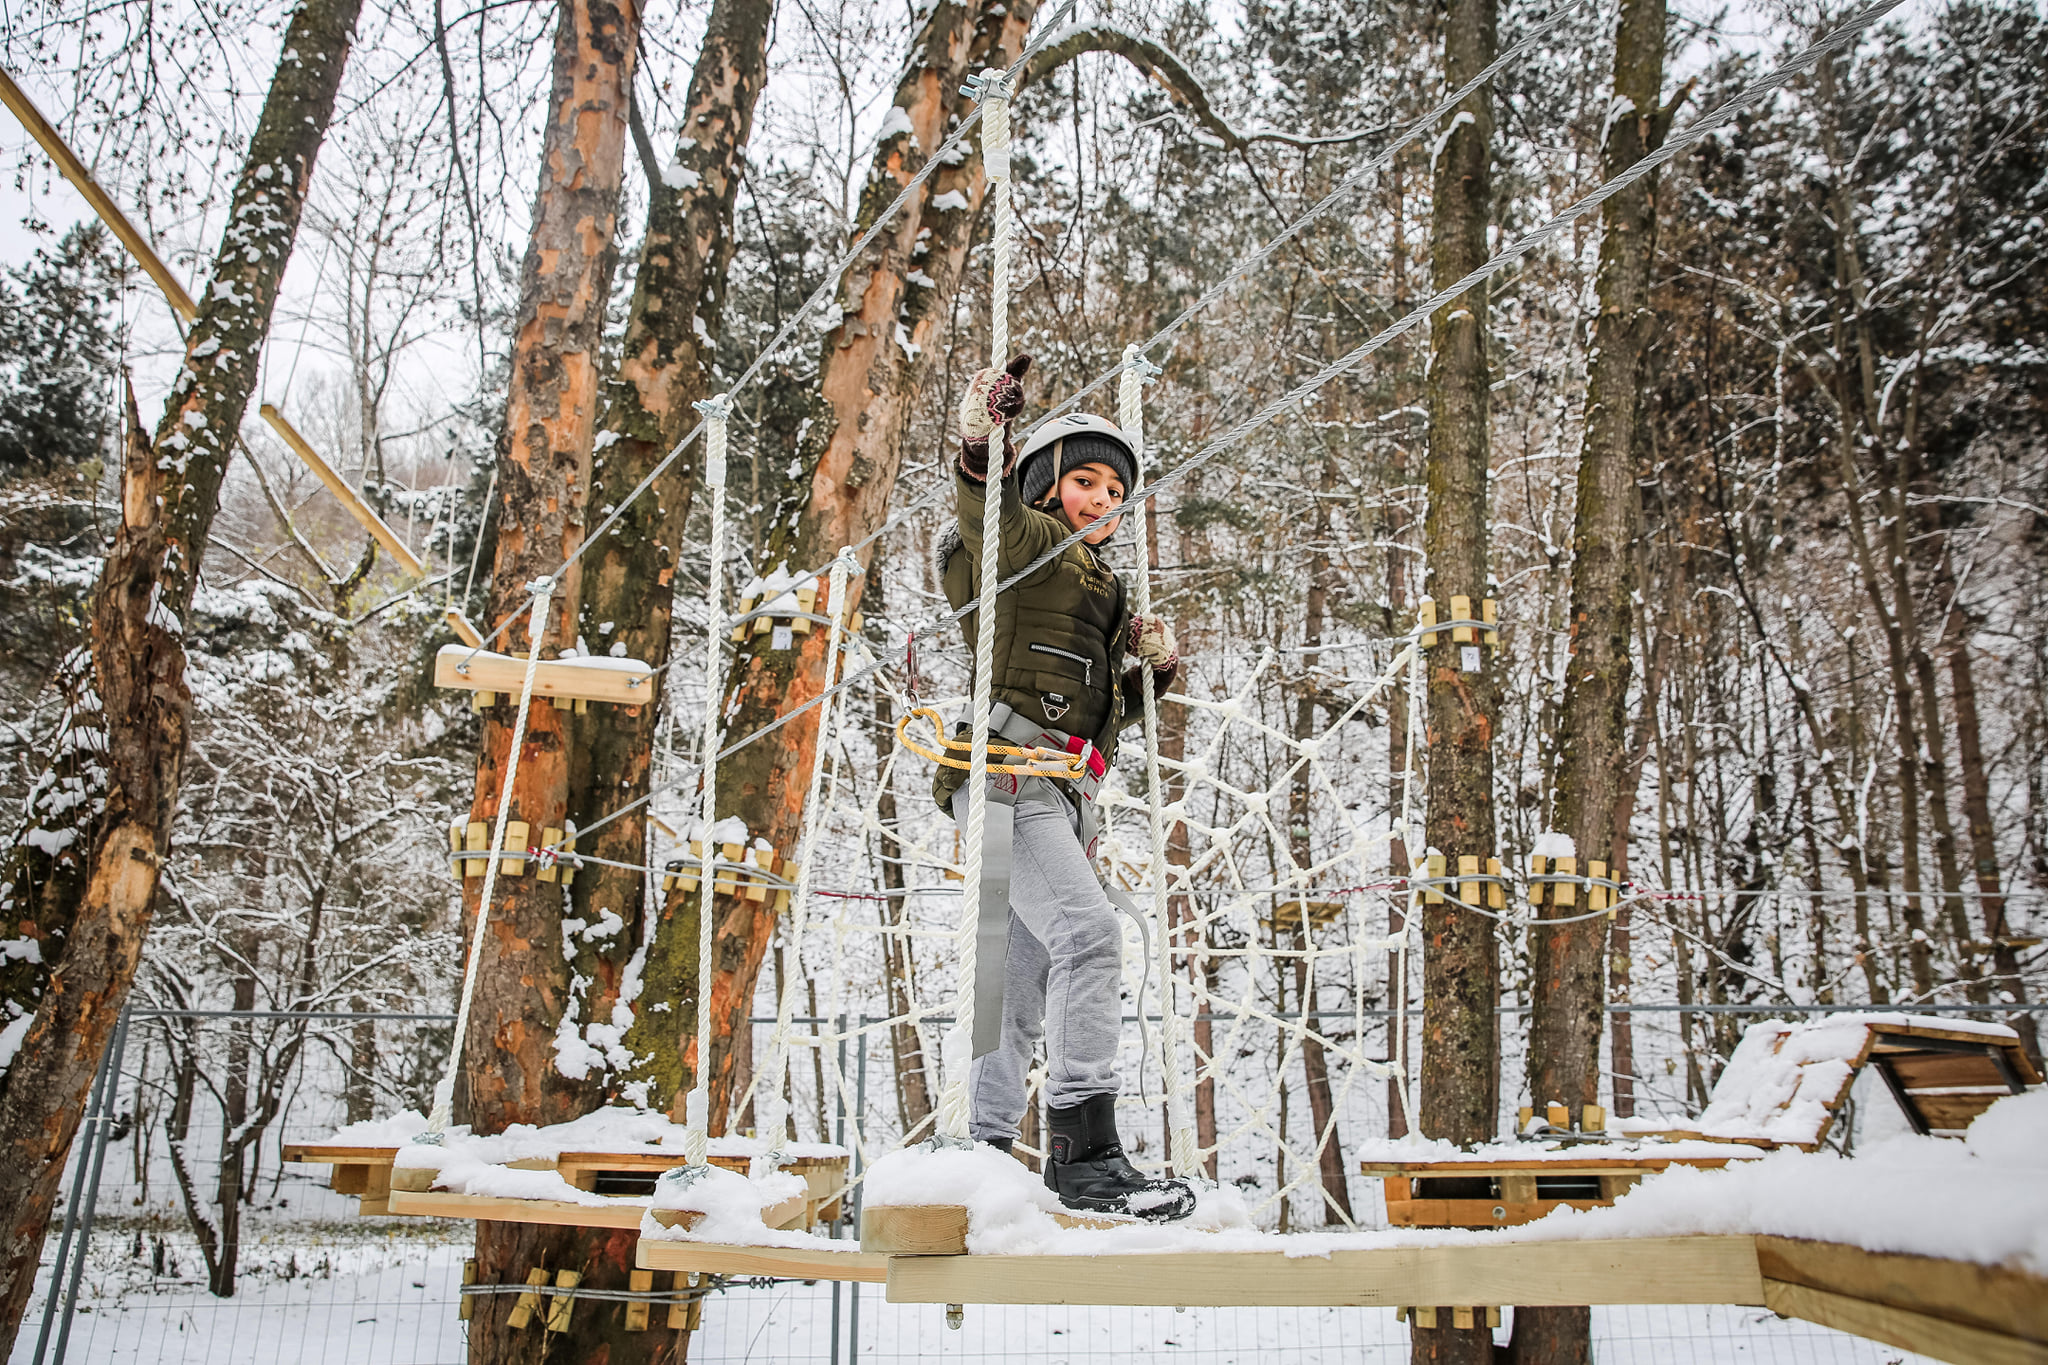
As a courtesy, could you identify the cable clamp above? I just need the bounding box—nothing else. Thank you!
[958,68,1005,102]
[692,395,732,420]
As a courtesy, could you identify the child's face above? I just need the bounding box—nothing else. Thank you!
[1054,462,1125,544]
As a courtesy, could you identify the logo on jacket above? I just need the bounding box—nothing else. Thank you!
[1041,692,1070,722]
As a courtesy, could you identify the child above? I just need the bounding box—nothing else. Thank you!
[933,354,1195,1221]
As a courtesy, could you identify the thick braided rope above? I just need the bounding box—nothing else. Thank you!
[1118,346,1197,1176]
[938,71,1014,1141]
[682,396,732,1165]
[426,581,555,1135]
[756,549,857,1147]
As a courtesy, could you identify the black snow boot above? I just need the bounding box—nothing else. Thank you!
[982,1136,1014,1154]
[1044,1094,1196,1222]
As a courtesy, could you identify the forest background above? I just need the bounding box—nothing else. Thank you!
[0,0,2044,1341]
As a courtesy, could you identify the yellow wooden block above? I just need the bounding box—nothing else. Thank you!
[1424,853,1446,905]
[1553,855,1577,906]
[1584,1104,1606,1133]
[1451,594,1474,644]
[721,840,743,863]
[472,690,496,710]
[1486,857,1505,909]
[1452,1306,1475,1330]
[625,1269,652,1332]
[1486,1307,1502,1329]
[1414,1307,1438,1329]
[537,827,564,883]
[744,879,768,903]
[545,1269,579,1332]
[465,822,490,878]
[501,821,530,877]
[1418,597,1438,648]
[558,833,577,887]
[789,616,814,636]
[459,1258,476,1320]
[1518,1105,1534,1133]
[1528,854,1546,905]
[1588,859,1609,911]
[1457,855,1480,906]
[1547,1101,1569,1129]
[773,888,792,915]
[1482,597,1498,645]
[795,585,817,614]
[506,1267,548,1329]
[849,612,865,634]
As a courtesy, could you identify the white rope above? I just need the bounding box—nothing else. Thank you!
[756,548,856,1148]
[426,579,555,1136]
[682,395,731,1165]
[1119,345,1197,1177]
[938,69,1014,1142]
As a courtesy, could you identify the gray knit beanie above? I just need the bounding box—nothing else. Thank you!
[1016,428,1138,512]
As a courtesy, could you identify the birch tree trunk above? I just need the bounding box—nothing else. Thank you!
[0,0,361,1338]
[451,0,647,1358]
[1518,0,1671,1356]
[631,0,1042,1126]
[1415,0,1499,1356]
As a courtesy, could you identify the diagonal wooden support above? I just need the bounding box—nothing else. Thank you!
[259,404,426,577]
[0,65,199,321]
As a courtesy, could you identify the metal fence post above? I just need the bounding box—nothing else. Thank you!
[848,1019,868,1365]
[33,1002,131,1365]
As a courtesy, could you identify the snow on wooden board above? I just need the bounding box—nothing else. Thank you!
[431,643,653,704]
[342,1104,844,1163]
[859,1091,2044,1272]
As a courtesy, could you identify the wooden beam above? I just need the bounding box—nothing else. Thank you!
[387,1188,650,1230]
[445,609,485,647]
[0,66,199,321]
[433,643,655,706]
[1756,1237,2047,1345]
[259,404,427,577]
[1764,1281,2048,1365]
[636,1239,890,1283]
[882,1235,1766,1308]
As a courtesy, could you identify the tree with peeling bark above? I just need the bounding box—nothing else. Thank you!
[447,0,651,1358]
[0,0,364,1342]
[1517,0,1678,1356]
[1414,0,1500,1357]
[623,0,1045,1127]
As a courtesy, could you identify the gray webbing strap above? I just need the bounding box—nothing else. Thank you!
[1103,886,1155,1108]
[971,796,1015,1058]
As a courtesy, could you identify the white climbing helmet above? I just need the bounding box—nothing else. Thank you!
[1014,412,1137,508]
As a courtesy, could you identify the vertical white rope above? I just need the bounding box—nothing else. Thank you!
[757,550,855,1150]
[1395,637,1425,1135]
[683,394,731,1166]
[938,70,1013,1142]
[1120,345,1196,1177]
[426,579,556,1136]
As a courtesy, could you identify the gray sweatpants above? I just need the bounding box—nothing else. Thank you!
[955,792,1124,1141]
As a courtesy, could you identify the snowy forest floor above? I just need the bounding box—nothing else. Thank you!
[9,1211,1943,1365]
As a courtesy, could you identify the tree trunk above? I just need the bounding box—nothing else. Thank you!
[1415,0,1500,1357]
[666,0,1042,1130]
[453,0,651,1359]
[572,0,774,1101]
[1529,0,1669,1137]
[0,0,361,1337]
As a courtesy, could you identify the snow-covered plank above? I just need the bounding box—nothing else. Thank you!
[388,1189,651,1229]
[433,643,654,705]
[635,1239,889,1283]
[882,1235,1766,1308]
[1757,1236,2047,1346]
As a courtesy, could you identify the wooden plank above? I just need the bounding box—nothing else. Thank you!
[444,609,485,647]
[260,405,427,576]
[1910,1092,2007,1132]
[883,1235,1765,1308]
[1359,1158,1738,1176]
[636,1239,890,1283]
[387,1189,650,1230]
[624,1270,652,1331]
[545,1269,580,1332]
[1385,1198,1605,1228]
[0,67,200,320]
[434,644,654,705]
[506,1267,549,1330]
[1756,1236,2048,1344]
[1886,1052,2013,1090]
[1764,1280,2048,1365]
[861,1204,970,1255]
[284,1144,398,1163]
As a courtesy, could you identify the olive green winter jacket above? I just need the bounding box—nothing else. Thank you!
[932,465,1165,813]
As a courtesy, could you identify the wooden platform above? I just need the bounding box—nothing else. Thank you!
[284,1143,846,1228]
[1358,1154,1748,1229]
[859,1203,1181,1254]
[386,1186,809,1232]
[880,1234,1766,1308]
[636,1238,890,1283]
